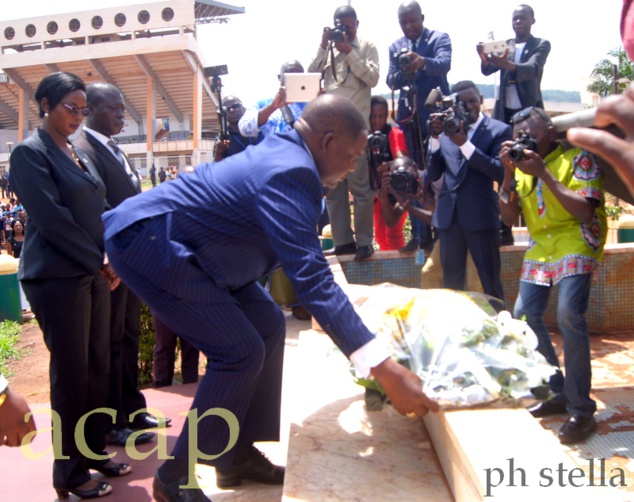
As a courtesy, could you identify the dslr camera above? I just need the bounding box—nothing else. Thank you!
[393,47,413,71]
[509,131,538,161]
[366,131,389,190]
[389,160,418,195]
[425,87,468,135]
[329,20,350,42]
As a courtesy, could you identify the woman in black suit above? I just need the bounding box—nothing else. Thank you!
[9,72,129,499]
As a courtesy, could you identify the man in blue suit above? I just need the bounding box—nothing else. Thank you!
[103,94,438,501]
[387,0,451,252]
[428,81,512,302]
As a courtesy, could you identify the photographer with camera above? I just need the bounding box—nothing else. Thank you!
[368,96,410,251]
[214,95,261,162]
[499,106,606,444]
[386,1,451,253]
[477,4,550,247]
[308,5,379,261]
[428,80,511,302]
[239,60,307,139]
[477,5,550,126]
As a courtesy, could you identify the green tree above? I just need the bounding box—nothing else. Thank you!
[587,46,634,96]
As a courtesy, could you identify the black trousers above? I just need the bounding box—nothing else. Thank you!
[108,283,146,429]
[22,274,111,490]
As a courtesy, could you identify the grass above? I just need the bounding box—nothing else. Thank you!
[0,320,22,377]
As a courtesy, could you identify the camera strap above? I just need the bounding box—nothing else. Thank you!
[328,42,351,84]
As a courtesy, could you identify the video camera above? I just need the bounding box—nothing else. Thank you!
[508,131,538,161]
[425,87,468,135]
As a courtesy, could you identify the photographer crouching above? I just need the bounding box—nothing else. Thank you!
[368,96,410,250]
[499,106,606,444]
[427,80,511,302]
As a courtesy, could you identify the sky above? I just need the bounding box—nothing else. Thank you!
[0,0,625,105]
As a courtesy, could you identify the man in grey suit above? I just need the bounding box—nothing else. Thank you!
[74,83,169,446]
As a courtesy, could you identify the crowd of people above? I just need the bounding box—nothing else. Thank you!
[2,1,634,501]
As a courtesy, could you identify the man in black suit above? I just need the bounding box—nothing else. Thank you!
[477,4,551,246]
[74,83,169,446]
[427,81,511,302]
[478,4,551,125]
[387,0,452,252]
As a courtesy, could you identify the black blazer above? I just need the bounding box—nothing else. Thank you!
[9,128,106,280]
[481,35,551,121]
[73,130,141,208]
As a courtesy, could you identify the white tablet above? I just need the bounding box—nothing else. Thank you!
[284,73,322,103]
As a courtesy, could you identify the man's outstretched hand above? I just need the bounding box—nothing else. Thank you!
[370,357,439,417]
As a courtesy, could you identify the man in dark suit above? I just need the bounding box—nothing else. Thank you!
[74,83,169,447]
[103,94,439,501]
[477,4,550,246]
[428,81,511,302]
[478,4,551,126]
[387,0,451,252]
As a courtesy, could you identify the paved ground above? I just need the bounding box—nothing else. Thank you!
[3,309,634,500]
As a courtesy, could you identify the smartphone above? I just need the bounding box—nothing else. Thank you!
[481,40,508,55]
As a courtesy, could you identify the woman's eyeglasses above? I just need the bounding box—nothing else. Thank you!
[62,103,90,117]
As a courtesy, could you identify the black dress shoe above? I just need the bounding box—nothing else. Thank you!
[106,427,155,446]
[215,446,285,488]
[558,414,597,444]
[399,238,420,253]
[527,398,568,418]
[333,242,357,255]
[153,472,208,502]
[130,412,172,430]
[354,245,374,261]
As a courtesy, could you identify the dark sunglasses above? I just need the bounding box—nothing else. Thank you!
[62,103,90,117]
[226,103,242,111]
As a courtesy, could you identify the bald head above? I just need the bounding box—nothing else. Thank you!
[295,94,368,188]
[297,94,366,141]
[85,82,125,136]
[398,1,422,17]
[86,82,122,106]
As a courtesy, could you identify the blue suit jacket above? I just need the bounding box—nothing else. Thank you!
[103,130,374,357]
[428,115,512,232]
[387,27,452,137]
[481,35,551,121]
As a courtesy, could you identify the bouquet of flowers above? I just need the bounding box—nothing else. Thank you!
[351,284,556,409]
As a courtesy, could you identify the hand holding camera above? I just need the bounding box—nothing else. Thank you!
[500,134,545,178]
[322,21,352,53]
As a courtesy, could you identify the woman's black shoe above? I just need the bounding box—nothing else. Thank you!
[55,481,112,499]
[215,446,285,488]
[88,458,132,477]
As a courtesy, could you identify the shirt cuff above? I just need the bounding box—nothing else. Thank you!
[349,338,391,379]
[0,374,8,394]
[459,140,476,160]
